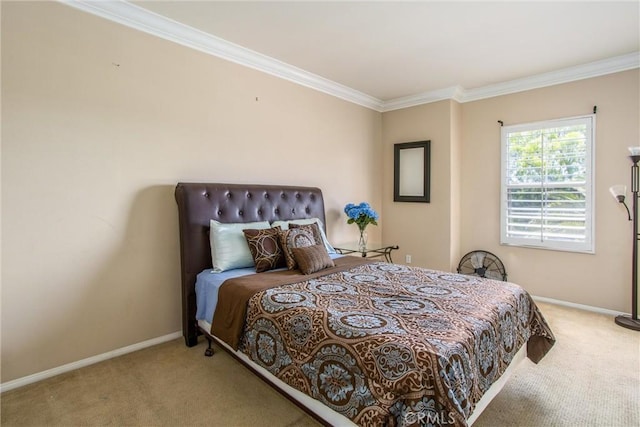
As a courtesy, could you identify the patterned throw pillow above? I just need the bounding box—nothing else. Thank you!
[273,218,336,254]
[278,223,321,270]
[289,222,325,249]
[292,244,335,275]
[243,226,285,273]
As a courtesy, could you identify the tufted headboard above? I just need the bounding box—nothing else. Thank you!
[174,182,327,346]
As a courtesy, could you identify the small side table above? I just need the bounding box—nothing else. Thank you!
[334,243,399,263]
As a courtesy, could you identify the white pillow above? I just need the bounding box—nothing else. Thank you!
[271,218,336,254]
[209,220,271,272]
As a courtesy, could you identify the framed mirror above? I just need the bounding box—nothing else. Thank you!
[394,140,430,203]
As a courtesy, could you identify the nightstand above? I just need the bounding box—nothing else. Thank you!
[334,243,399,263]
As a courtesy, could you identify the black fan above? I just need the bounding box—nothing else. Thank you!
[457,250,507,281]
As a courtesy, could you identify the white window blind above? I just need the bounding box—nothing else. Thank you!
[500,115,595,253]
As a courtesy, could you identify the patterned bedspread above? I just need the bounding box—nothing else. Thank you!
[237,261,555,426]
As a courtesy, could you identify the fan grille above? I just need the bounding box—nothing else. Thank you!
[457,250,507,281]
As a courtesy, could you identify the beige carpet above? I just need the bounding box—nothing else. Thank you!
[474,302,639,427]
[1,301,638,426]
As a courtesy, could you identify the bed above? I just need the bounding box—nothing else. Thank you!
[175,182,555,427]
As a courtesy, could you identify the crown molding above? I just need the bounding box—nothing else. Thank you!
[459,52,640,104]
[383,52,639,111]
[59,1,638,113]
[380,86,465,112]
[59,0,384,111]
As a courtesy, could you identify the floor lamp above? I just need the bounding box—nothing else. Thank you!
[609,147,640,331]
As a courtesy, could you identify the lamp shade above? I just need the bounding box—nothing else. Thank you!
[610,185,627,202]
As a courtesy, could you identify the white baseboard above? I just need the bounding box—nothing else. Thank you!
[0,331,182,393]
[0,296,626,393]
[531,295,628,317]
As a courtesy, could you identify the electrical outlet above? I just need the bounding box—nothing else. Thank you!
[405,254,412,264]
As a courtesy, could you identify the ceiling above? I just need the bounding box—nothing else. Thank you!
[74,1,639,109]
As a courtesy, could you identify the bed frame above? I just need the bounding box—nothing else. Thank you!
[174,182,525,426]
[174,182,327,347]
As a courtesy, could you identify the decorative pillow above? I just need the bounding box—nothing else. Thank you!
[278,224,322,270]
[243,227,285,273]
[209,220,271,272]
[292,244,335,275]
[271,218,336,254]
[289,222,324,248]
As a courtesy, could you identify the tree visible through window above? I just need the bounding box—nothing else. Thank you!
[500,115,595,253]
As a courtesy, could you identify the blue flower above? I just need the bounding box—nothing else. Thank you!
[344,202,379,230]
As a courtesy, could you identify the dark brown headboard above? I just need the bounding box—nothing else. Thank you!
[174,182,327,346]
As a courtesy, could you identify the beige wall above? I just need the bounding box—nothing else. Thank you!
[2,1,638,385]
[1,2,381,382]
[381,70,639,314]
[381,100,456,271]
[460,70,640,313]
[449,101,462,272]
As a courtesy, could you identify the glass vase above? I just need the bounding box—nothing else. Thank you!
[358,228,368,251]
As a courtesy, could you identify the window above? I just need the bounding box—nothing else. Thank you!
[501,115,595,253]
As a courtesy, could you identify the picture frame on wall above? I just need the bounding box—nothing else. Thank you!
[394,140,430,203]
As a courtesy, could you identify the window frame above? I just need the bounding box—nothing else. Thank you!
[500,114,596,253]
